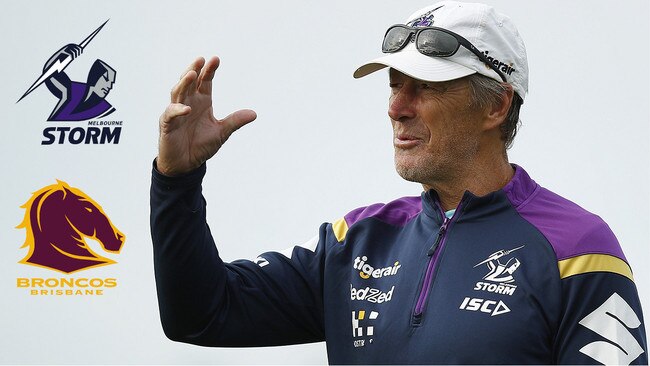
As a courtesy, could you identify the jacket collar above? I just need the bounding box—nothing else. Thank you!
[421,164,539,223]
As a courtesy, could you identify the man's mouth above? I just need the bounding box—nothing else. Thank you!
[394,133,423,149]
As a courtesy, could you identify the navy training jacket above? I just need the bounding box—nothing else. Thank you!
[150,163,647,364]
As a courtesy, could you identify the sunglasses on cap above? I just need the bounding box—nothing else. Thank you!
[382,24,507,82]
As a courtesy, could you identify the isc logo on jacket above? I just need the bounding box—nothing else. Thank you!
[459,297,511,316]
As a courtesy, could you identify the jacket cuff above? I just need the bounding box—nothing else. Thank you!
[151,158,206,190]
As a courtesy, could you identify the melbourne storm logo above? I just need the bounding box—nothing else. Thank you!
[16,180,125,274]
[472,245,524,297]
[17,20,123,145]
[474,245,524,284]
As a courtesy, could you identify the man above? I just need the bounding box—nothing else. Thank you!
[44,43,116,121]
[151,1,647,364]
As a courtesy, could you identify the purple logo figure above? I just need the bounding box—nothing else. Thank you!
[407,5,444,27]
[16,180,125,274]
[17,20,117,121]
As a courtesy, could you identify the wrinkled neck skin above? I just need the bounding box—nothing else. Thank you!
[422,146,514,212]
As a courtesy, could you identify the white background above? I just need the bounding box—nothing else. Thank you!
[0,0,648,364]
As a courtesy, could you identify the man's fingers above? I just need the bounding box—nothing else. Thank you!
[198,56,220,95]
[160,103,191,129]
[179,57,205,80]
[180,71,199,102]
[170,57,205,102]
[171,70,197,103]
[221,109,257,136]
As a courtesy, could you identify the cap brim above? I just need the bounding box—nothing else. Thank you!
[353,46,476,82]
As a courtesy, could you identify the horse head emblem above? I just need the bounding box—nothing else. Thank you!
[17,180,125,274]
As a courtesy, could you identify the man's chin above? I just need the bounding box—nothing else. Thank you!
[394,162,426,184]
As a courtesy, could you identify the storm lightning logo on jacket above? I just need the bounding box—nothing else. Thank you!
[472,245,524,296]
[474,245,524,283]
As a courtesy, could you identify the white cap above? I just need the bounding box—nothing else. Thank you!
[353,1,528,99]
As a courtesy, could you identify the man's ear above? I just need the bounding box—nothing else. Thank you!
[483,84,514,132]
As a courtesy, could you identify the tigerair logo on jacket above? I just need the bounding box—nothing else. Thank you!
[353,256,401,280]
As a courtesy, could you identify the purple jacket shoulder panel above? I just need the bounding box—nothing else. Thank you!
[505,165,626,262]
[343,196,422,229]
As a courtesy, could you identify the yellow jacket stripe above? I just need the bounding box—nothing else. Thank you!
[332,218,348,242]
[558,253,633,281]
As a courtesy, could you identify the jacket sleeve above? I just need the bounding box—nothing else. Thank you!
[553,250,647,364]
[150,161,326,346]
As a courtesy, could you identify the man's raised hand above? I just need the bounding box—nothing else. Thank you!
[157,56,257,176]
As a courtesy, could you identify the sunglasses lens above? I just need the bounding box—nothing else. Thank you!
[417,29,459,56]
[383,27,411,53]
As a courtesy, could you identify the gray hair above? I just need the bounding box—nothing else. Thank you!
[466,74,523,150]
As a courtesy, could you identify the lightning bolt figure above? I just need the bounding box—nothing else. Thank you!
[473,244,525,268]
[16,19,109,103]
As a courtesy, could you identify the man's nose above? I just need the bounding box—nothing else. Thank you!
[388,88,416,122]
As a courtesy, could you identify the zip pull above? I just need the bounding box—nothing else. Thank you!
[427,218,449,256]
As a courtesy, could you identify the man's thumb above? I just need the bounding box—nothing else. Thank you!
[222,109,257,134]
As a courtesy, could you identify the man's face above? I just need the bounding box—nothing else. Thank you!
[388,69,484,186]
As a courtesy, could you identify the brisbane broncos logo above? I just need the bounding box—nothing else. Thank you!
[16,180,125,274]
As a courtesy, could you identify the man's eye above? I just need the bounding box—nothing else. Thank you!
[421,83,446,92]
